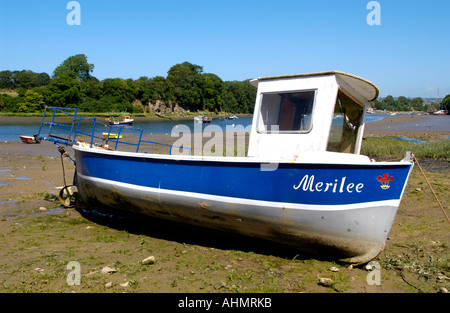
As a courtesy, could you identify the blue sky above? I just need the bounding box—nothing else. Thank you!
[0,0,448,98]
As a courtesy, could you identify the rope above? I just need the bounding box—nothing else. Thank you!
[413,155,450,224]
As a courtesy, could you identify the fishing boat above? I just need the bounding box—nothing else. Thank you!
[194,115,211,123]
[37,71,414,263]
[19,134,41,144]
[106,115,134,126]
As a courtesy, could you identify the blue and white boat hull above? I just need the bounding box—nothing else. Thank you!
[73,145,413,263]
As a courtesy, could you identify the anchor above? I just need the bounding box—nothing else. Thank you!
[56,144,78,208]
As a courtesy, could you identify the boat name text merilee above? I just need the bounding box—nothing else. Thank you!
[293,175,364,194]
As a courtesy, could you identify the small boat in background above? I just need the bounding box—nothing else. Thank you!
[433,110,448,115]
[19,134,41,144]
[225,115,239,120]
[194,115,211,123]
[106,115,134,126]
[102,132,123,139]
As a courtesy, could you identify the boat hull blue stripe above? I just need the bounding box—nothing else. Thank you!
[74,148,412,206]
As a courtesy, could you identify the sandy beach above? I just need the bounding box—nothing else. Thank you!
[0,114,448,293]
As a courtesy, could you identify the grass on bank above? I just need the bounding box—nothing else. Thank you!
[361,136,450,160]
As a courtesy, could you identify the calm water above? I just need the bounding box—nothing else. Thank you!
[1,114,448,142]
[0,116,253,142]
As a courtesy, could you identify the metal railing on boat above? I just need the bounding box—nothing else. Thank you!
[37,106,191,155]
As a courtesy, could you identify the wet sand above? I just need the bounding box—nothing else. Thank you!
[364,114,449,136]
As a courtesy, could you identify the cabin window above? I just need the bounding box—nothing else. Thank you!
[257,90,315,133]
[326,90,364,153]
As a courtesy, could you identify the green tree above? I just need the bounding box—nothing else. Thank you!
[81,78,102,100]
[381,95,396,111]
[41,75,82,107]
[101,78,135,104]
[222,80,256,113]
[2,61,262,114]
[133,76,151,104]
[167,62,204,110]
[203,73,223,112]
[143,76,174,103]
[411,97,425,111]
[0,94,22,112]
[152,76,174,102]
[221,89,239,113]
[397,96,408,111]
[371,99,382,110]
[0,70,50,89]
[442,94,450,111]
[0,70,14,89]
[17,90,45,113]
[53,54,94,82]
[36,72,51,86]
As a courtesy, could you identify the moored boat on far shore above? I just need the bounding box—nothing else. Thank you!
[432,110,448,115]
[194,115,211,123]
[106,115,134,125]
[19,134,41,144]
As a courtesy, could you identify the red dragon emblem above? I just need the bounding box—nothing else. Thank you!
[377,173,394,190]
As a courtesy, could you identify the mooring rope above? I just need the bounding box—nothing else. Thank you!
[413,155,450,224]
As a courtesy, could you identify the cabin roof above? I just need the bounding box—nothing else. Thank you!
[250,70,379,101]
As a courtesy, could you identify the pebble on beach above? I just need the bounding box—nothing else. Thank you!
[142,256,155,265]
[101,266,117,274]
[318,277,334,287]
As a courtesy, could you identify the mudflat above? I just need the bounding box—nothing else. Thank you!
[365,113,449,136]
[0,115,448,293]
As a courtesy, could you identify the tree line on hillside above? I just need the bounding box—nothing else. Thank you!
[370,95,449,112]
[0,54,256,114]
[1,54,449,114]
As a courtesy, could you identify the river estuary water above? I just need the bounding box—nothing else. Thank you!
[0,114,448,142]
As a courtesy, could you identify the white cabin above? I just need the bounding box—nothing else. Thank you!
[247,71,379,162]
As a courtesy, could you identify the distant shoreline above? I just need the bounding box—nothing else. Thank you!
[1,113,448,137]
[0,113,252,124]
[364,114,449,136]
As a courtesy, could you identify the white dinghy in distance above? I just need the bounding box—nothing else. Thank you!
[40,71,413,263]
